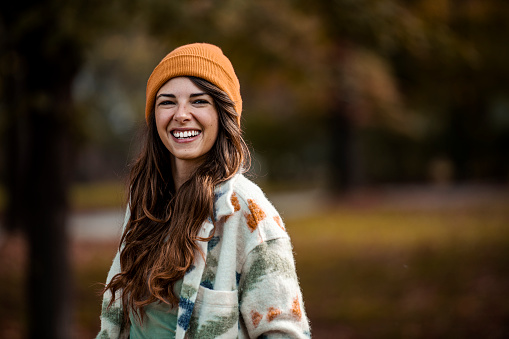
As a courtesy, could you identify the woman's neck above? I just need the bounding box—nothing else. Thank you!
[170,157,205,191]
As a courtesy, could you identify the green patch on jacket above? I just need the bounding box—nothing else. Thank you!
[202,254,219,285]
[240,238,297,296]
[101,299,123,327]
[97,330,111,339]
[181,284,198,299]
[188,309,238,338]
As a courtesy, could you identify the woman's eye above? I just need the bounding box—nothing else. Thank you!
[159,100,175,106]
[193,99,210,105]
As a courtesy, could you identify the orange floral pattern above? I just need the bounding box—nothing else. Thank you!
[251,310,263,328]
[291,296,302,321]
[231,192,241,212]
[245,199,266,232]
[273,216,285,231]
[267,307,282,322]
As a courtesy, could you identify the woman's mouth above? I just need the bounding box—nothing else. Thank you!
[171,129,201,140]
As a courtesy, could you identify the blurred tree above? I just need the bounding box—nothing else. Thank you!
[52,0,509,195]
[0,2,80,337]
[77,0,446,191]
[46,0,509,195]
[406,0,509,182]
[290,0,460,192]
[0,1,134,337]
[72,31,167,181]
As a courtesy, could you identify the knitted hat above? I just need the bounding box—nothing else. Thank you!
[145,43,242,124]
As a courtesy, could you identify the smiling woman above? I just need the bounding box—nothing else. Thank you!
[96,43,311,339]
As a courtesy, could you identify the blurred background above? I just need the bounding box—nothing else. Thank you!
[1,0,508,338]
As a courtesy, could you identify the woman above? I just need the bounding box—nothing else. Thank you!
[97,43,311,339]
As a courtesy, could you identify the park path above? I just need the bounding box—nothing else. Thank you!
[68,183,509,241]
[70,188,326,241]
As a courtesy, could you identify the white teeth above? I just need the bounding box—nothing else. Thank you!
[173,130,199,139]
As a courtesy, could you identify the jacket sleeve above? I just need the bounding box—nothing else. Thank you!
[96,252,125,339]
[239,237,311,338]
[96,207,131,339]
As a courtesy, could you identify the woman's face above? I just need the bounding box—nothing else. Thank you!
[155,77,219,168]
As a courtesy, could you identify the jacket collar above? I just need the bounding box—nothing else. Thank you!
[212,174,239,222]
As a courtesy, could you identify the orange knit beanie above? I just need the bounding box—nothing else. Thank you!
[145,43,242,124]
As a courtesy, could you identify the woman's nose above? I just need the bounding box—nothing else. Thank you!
[173,104,191,123]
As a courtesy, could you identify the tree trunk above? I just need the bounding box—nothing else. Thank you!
[328,42,364,194]
[329,106,363,193]
[25,101,74,339]
[1,4,81,338]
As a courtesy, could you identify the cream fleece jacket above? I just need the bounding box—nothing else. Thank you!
[97,174,311,338]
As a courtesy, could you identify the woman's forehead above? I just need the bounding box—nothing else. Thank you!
[157,77,205,96]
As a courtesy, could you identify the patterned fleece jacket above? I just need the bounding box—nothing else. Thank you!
[97,174,311,339]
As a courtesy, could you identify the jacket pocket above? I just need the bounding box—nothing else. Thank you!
[196,286,238,307]
[190,286,239,338]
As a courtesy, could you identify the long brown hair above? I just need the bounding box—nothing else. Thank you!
[103,76,250,321]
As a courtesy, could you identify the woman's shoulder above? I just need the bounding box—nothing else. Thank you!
[216,174,288,242]
[215,174,278,218]
[231,174,267,202]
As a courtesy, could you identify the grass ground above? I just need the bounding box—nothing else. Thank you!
[290,204,509,338]
[0,187,508,338]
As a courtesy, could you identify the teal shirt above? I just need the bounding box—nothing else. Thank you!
[129,279,182,339]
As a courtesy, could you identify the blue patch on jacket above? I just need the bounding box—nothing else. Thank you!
[177,297,195,330]
[213,191,227,221]
[207,236,220,251]
[200,280,213,289]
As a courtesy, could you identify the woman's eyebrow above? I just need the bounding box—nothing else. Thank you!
[156,93,176,99]
[156,93,208,99]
